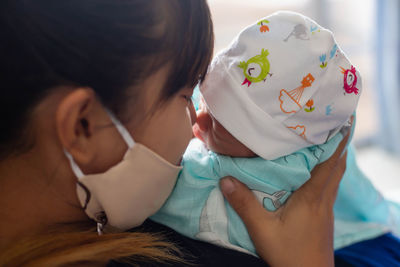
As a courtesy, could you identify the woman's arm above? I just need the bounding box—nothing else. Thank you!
[220,130,350,267]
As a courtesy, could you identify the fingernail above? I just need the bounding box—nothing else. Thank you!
[220,178,236,195]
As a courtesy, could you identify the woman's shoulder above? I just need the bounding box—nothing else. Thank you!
[108,220,268,267]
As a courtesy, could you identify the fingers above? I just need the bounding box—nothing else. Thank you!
[298,126,351,203]
[324,150,347,205]
[220,177,271,228]
[320,124,351,198]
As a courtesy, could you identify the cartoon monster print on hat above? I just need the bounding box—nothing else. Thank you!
[340,65,359,95]
[238,49,272,87]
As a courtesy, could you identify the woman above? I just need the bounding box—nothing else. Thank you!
[0,0,356,266]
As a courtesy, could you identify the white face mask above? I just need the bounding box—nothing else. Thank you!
[64,110,182,231]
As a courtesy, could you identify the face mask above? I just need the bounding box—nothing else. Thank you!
[64,110,182,231]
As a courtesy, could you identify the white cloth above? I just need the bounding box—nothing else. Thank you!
[200,11,362,160]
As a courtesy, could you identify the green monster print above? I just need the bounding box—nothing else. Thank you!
[237,49,272,87]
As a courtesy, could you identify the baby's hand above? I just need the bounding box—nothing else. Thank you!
[220,128,350,267]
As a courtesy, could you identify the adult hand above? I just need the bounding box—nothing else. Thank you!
[220,130,350,267]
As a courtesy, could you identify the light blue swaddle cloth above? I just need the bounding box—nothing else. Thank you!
[151,129,400,254]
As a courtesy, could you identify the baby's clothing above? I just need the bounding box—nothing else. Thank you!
[151,134,400,254]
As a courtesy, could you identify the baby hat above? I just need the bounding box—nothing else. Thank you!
[200,11,362,160]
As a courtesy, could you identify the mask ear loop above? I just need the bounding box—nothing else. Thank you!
[63,108,136,234]
[64,149,97,229]
[64,149,85,179]
[105,109,135,149]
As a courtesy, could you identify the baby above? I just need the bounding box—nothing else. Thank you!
[151,11,400,255]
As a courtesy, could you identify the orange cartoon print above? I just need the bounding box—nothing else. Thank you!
[288,125,306,139]
[304,99,315,112]
[257,19,270,33]
[279,74,315,114]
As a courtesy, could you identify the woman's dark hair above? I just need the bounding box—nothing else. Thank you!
[0,0,214,159]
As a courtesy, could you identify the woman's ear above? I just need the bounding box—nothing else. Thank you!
[55,88,97,166]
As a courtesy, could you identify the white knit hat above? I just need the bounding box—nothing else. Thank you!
[200,11,361,160]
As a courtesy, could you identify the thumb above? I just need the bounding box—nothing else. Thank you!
[220,177,271,227]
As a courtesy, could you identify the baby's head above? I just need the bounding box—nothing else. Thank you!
[193,97,257,157]
[197,11,361,160]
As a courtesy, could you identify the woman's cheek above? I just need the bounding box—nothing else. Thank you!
[167,106,194,165]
